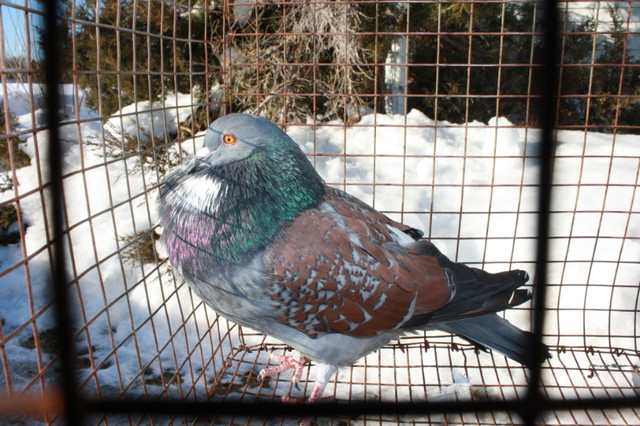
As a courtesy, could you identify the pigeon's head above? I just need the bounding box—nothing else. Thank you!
[159,114,324,265]
[196,113,301,168]
[186,113,324,220]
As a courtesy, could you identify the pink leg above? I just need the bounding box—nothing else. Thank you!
[307,381,326,403]
[281,381,326,404]
[281,382,327,426]
[258,351,309,388]
[277,363,337,402]
[261,358,338,426]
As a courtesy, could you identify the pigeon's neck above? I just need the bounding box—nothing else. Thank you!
[160,145,325,269]
[213,148,325,257]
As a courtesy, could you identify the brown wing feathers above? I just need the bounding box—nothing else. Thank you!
[266,189,451,338]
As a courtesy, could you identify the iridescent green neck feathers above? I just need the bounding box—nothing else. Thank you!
[159,132,325,271]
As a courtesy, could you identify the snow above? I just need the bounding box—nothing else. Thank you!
[0,82,639,423]
[104,92,197,142]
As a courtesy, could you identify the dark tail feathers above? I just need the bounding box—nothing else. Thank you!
[404,240,532,325]
[403,240,549,365]
[435,313,550,366]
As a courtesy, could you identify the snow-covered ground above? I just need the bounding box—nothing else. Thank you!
[0,81,638,424]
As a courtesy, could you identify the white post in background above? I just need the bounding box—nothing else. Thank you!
[384,35,408,116]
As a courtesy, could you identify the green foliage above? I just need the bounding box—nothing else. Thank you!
[65,0,217,117]
[56,1,637,132]
[558,4,640,132]
[227,1,547,124]
[366,2,638,131]
[397,2,545,125]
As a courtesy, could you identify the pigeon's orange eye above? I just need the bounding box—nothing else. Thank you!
[222,133,237,145]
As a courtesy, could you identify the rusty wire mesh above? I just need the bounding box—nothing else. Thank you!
[0,0,639,425]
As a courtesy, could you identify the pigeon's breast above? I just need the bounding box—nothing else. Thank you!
[159,171,245,272]
[159,170,282,331]
[182,254,279,330]
[162,215,227,272]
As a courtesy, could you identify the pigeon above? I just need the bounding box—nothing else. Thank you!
[158,113,548,406]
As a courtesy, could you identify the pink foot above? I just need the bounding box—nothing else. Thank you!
[260,357,337,426]
[258,351,309,389]
[280,381,330,403]
[281,382,332,426]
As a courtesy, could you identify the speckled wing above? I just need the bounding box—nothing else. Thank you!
[264,187,452,338]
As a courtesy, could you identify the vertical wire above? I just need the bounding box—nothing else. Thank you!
[525,0,558,424]
[399,3,410,226]
[0,3,16,403]
[43,0,81,424]
[67,0,105,403]
[428,2,442,242]
[605,0,635,356]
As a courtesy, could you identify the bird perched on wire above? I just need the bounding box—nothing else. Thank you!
[158,113,548,406]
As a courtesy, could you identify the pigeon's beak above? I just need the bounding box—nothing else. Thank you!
[195,146,212,159]
[185,146,213,174]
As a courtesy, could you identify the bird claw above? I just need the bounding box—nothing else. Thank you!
[258,351,309,388]
[259,352,330,426]
[281,392,334,426]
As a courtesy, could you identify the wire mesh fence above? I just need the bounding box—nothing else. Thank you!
[0,0,638,425]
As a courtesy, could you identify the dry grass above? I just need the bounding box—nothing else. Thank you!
[228,2,369,123]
